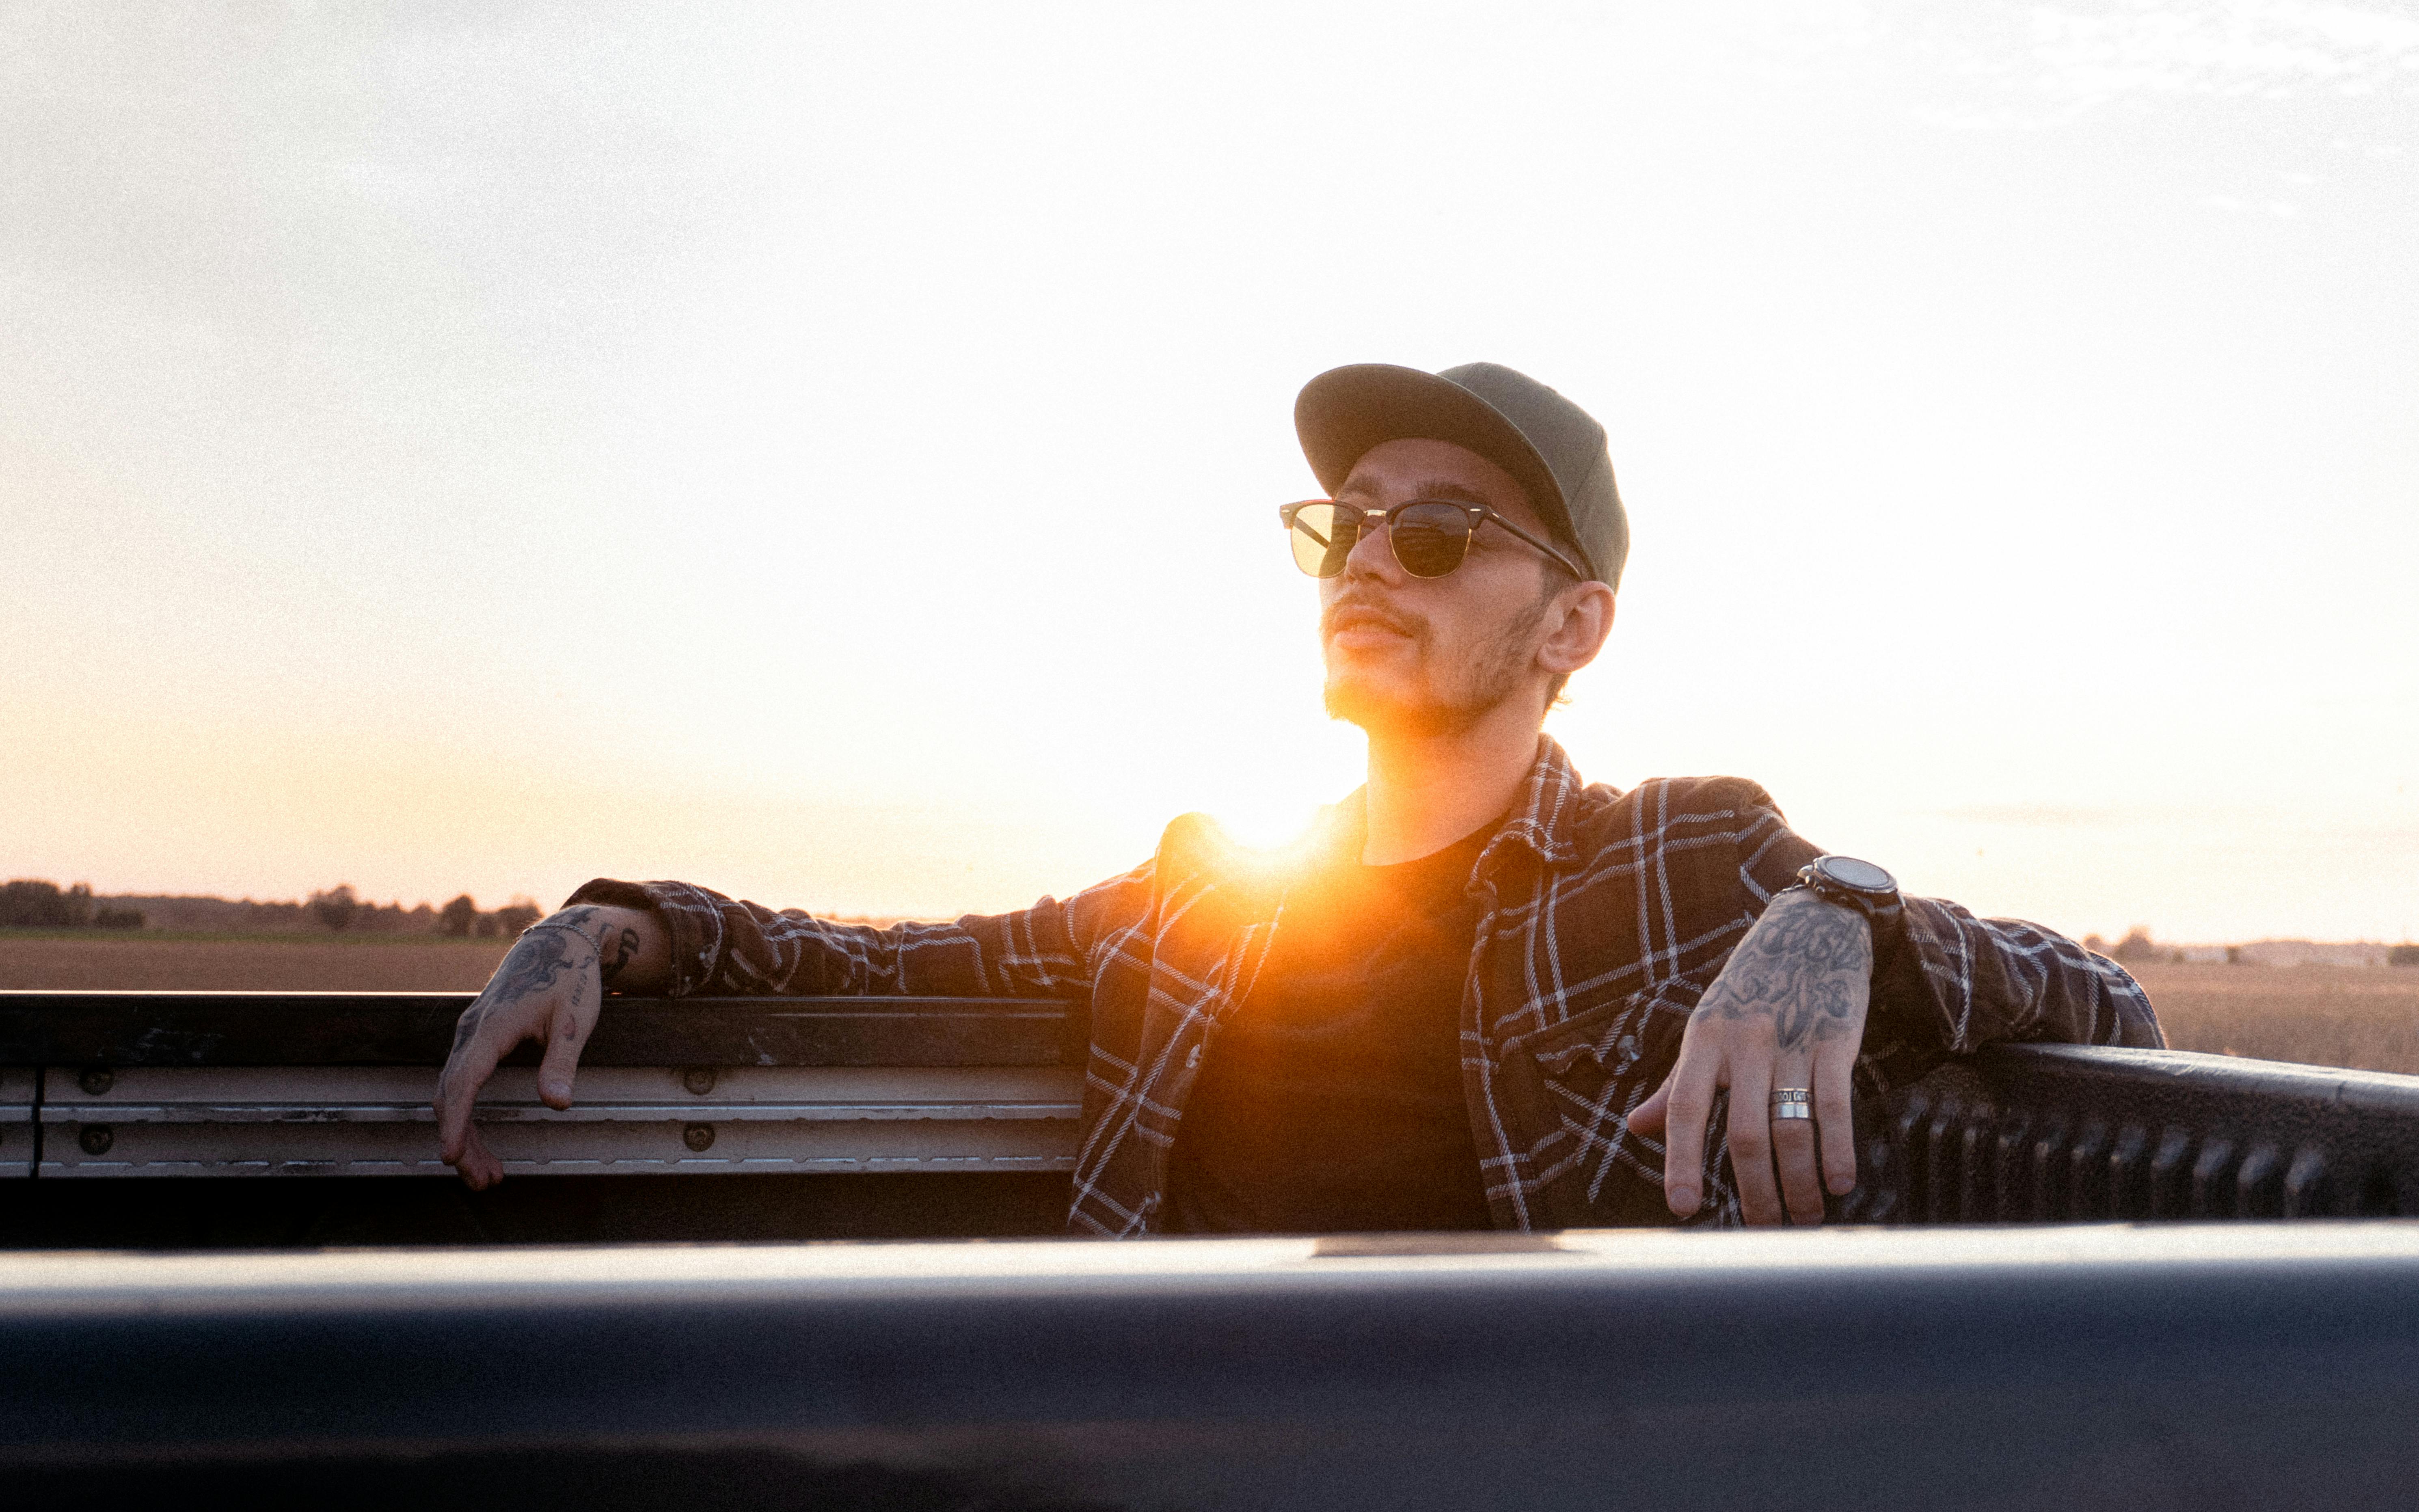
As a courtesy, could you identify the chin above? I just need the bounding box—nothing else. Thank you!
[1324,673,1461,739]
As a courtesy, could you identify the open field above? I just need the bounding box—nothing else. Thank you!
[0,932,514,991]
[0,939,2412,1076]
[2128,962,2419,1076]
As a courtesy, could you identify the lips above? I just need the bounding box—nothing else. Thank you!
[1322,598,1421,649]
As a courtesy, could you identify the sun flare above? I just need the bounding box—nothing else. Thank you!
[1203,789,1327,855]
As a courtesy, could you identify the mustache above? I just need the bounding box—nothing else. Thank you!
[1320,594,1426,642]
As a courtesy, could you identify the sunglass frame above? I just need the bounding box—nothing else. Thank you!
[1278,499,1587,582]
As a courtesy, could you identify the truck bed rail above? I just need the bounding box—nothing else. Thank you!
[1842,1043,2419,1224]
[4,991,2417,1241]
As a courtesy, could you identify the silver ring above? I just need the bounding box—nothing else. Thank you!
[1770,1087,1812,1105]
[1772,1103,1814,1121]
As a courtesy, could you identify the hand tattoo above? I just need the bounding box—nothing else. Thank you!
[1694,894,1873,1050]
[448,908,601,1056]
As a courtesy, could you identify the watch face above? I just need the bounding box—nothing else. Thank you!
[1819,855,1894,893]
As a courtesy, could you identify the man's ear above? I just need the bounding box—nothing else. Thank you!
[1538,582,1616,677]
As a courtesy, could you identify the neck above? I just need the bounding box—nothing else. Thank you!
[1359,700,1544,865]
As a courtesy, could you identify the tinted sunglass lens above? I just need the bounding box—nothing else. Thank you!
[1288,503,1357,577]
[1390,504,1473,577]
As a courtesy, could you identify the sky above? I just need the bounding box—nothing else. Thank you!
[3,0,2415,943]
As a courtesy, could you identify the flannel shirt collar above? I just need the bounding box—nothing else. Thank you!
[1478,734,1590,875]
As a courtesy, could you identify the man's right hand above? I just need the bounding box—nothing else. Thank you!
[436,902,665,1189]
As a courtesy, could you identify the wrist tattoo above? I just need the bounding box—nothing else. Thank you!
[600,926,640,986]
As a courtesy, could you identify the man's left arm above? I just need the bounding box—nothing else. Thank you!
[1872,892,2162,1056]
[1629,779,2163,1225]
[1731,782,2162,1058]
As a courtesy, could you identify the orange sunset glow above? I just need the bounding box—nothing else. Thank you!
[4,6,2416,945]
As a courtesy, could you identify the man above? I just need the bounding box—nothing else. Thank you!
[436,361,2161,1230]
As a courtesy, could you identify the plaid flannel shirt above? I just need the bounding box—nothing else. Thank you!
[570,737,2162,1233]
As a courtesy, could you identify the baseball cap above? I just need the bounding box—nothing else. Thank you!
[1293,361,1629,589]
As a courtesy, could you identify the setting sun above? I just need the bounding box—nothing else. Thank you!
[1205,792,1330,856]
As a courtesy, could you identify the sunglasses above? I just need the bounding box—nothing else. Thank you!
[1279,499,1586,581]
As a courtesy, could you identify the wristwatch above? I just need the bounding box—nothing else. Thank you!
[1793,855,1899,916]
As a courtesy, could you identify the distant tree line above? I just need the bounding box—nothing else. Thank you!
[294,886,538,937]
[0,880,145,930]
[4,879,543,938]
[2086,927,2419,969]
[435,893,542,938]
[2083,927,2168,964]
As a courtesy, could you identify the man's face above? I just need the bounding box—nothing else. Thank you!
[1317,437,1572,739]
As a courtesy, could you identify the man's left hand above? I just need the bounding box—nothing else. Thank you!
[1626,889,1873,1225]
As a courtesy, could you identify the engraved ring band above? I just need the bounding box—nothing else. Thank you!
[1771,1087,1814,1122]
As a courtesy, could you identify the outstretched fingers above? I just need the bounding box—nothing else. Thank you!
[453,1122,505,1190]
[1656,1050,1723,1218]
[436,1029,502,1168]
[1816,1037,1860,1197]
[1726,1055,1783,1226]
[536,1001,594,1110]
[1625,1081,1671,1140]
[1770,1054,1827,1224]
[436,1033,510,1192]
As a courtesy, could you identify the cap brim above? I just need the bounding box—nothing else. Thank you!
[1293,363,1586,576]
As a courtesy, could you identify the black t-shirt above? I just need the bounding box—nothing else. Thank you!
[1164,821,1497,1234]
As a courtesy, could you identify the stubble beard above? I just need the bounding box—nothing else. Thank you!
[1321,596,1549,740]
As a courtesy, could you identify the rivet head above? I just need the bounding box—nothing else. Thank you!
[681,1067,718,1096]
[78,1068,114,1097]
[682,1123,716,1152]
[78,1125,114,1156]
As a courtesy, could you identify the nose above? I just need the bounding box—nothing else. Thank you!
[1341,510,1404,583]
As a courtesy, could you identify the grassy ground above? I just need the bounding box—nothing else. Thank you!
[2128,961,2419,1076]
[2,939,2414,1076]
[0,931,514,991]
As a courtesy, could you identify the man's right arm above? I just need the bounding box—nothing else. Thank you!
[557,874,1144,1000]
[435,863,1156,1186]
